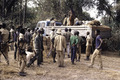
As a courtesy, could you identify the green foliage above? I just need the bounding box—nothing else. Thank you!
[34,0,94,22]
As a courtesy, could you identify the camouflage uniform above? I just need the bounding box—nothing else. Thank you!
[0,27,9,65]
[18,30,27,76]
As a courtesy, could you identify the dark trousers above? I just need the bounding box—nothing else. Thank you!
[28,50,42,66]
[71,46,76,63]
[52,50,56,62]
[14,43,17,60]
[41,51,43,62]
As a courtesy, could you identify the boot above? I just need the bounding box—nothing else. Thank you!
[19,72,26,76]
[53,58,56,63]
[84,56,90,61]
[87,56,90,60]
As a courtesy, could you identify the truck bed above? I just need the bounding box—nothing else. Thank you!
[45,24,111,39]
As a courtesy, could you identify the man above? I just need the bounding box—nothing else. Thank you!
[68,28,72,35]
[63,28,71,58]
[18,28,27,76]
[89,30,103,69]
[63,15,67,26]
[25,28,31,49]
[27,28,44,67]
[48,27,56,63]
[85,32,92,60]
[70,31,78,64]
[9,26,14,51]
[39,28,44,63]
[76,31,83,62]
[32,28,38,51]
[54,29,66,67]
[13,29,19,60]
[67,16,70,26]
[0,23,9,65]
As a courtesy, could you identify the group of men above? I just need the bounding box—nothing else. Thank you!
[49,27,103,69]
[0,22,44,76]
[0,21,103,76]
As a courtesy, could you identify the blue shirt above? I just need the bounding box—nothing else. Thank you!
[96,35,102,49]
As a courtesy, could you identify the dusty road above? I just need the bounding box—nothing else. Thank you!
[0,51,120,80]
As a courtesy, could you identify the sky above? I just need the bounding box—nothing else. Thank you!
[27,0,115,20]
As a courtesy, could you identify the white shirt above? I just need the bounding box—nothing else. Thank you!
[19,33,24,40]
[50,31,55,39]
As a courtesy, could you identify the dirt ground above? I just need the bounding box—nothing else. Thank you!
[0,50,120,80]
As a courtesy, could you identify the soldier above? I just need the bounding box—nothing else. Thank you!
[89,30,103,69]
[54,29,66,67]
[18,28,27,76]
[70,31,78,65]
[13,29,19,60]
[0,23,9,65]
[39,28,44,63]
[85,32,92,60]
[25,28,32,49]
[27,28,44,67]
[32,28,38,51]
[48,27,56,63]
[76,31,83,62]
[9,26,14,50]
[14,26,21,61]
[63,28,71,58]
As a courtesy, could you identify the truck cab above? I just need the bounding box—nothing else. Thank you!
[36,21,62,36]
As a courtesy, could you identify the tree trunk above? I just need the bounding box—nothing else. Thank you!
[2,0,6,21]
[23,0,27,26]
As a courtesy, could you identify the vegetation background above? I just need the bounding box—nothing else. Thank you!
[0,0,120,51]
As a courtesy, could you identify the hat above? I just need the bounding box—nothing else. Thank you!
[56,29,61,34]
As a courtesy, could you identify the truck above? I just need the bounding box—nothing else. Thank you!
[36,20,111,38]
[36,20,111,52]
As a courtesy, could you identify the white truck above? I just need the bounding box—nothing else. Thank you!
[36,21,111,39]
[36,20,111,52]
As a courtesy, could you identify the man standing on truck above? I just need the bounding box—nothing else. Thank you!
[85,32,92,61]
[70,31,78,64]
[89,30,103,69]
[63,15,67,26]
